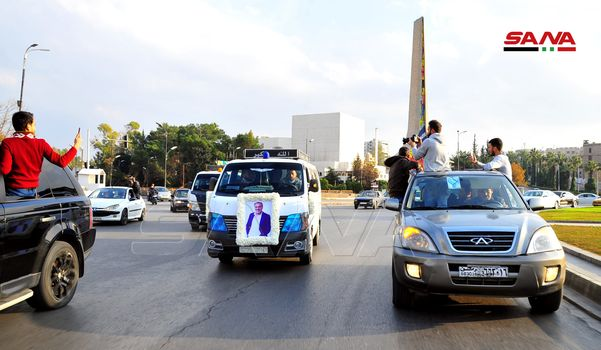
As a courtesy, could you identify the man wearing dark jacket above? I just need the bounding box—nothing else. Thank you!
[385,147,419,201]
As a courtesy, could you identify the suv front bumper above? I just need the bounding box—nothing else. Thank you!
[393,247,565,297]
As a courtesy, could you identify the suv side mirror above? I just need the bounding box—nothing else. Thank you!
[208,177,217,191]
[309,179,319,192]
[385,197,400,211]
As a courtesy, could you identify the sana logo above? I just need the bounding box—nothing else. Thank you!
[504,31,576,52]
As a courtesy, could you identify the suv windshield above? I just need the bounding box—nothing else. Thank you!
[89,188,127,199]
[192,174,217,191]
[405,174,527,210]
[216,162,304,197]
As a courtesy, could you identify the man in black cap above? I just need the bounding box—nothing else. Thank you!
[385,147,420,203]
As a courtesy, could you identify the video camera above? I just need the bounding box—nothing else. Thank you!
[402,134,420,144]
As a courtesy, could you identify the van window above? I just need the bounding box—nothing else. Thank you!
[192,174,216,191]
[216,162,304,197]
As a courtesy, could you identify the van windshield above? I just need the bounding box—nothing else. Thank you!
[216,162,304,197]
[192,174,217,191]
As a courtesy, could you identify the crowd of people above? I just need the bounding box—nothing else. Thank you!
[385,119,513,203]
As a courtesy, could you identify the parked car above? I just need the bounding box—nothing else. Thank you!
[576,193,599,206]
[387,171,565,313]
[89,187,146,225]
[523,190,560,210]
[553,191,578,207]
[354,190,384,209]
[0,160,96,311]
[155,186,172,201]
[170,188,190,212]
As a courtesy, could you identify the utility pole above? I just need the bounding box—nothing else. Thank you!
[18,44,50,111]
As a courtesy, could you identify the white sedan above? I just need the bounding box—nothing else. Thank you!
[576,193,599,206]
[523,190,561,210]
[89,187,146,225]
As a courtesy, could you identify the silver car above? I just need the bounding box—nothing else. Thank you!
[388,171,565,313]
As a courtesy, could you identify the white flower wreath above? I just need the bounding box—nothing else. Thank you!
[236,192,280,246]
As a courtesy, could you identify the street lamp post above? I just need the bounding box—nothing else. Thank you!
[164,146,178,187]
[305,138,314,155]
[110,155,122,186]
[456,130,467,170]
[18,43,50,111]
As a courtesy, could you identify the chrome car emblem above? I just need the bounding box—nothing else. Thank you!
[470,237,493,245]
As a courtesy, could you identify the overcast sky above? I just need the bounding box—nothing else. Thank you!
[1,0,599,155]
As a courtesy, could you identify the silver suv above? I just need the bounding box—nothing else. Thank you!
[388,171,565,313]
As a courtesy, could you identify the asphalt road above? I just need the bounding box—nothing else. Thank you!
[1,202,600,350]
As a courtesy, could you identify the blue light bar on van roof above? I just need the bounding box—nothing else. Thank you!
[243,149,310,161]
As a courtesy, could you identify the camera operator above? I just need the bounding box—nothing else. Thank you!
[385,146,420,203]
[412,120,451,172]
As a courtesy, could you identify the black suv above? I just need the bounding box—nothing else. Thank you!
[0,160,96,311]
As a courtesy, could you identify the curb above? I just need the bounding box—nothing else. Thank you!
[561,242,601,269]
[564,266,601,307]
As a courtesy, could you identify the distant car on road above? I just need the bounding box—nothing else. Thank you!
[523,190,560,210]
[170,188,190,212]
[387,171,565,313]
[89,187,146,225]
[594,197,601,207]
[576,193,599,206]
[354,190,384,209]
[155,186,171,201]
[553,191,578,207]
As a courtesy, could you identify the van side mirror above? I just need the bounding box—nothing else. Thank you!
[385,197,400,211]
[208,177,217,191]
[309,179,319,192]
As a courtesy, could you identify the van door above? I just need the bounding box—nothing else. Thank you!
[306,168,321,235]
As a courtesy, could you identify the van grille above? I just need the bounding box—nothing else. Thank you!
[222,215,287,235]
[447,231,515,252]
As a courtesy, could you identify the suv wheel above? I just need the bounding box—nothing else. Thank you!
[27,241,79,310]
[120,209,129,225]
[529,289,562,313]
[392,264,414,308]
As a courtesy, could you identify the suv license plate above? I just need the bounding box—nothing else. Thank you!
[239,246,268,254]
[458,265,509,278]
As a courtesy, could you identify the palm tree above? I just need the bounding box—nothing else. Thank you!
[567,155,583,192]
[528,149,543,186]
[585,161,600,194]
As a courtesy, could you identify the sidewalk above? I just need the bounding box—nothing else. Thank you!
[562,242,601,321]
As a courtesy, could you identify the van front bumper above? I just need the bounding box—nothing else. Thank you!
[207,230,310,258]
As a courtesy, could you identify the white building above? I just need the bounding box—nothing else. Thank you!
[364,139,390,164]
[258,136,292,149]
[76,168,106,195]
[291,112,365,175]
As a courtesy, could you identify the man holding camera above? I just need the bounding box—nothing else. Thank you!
[411,120,451,172]
[385,147,420,202]
[470,138,512,179]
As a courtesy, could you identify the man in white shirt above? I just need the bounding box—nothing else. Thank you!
[470,138,512,179]
[245,202,271,237]
[412,120,451,172]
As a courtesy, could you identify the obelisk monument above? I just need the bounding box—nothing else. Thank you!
[406,17,427,138]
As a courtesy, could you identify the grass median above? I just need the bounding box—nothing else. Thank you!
[538,206,601,222]
[551,225,601,255]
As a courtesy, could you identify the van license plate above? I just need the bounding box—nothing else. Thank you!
[239,246,268,254]
[458,265,508,278]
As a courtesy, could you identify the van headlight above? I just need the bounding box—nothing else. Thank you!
[190,201,200,211]
[397,226,438,253]
[282,213,309,232]
[105,204,120,211]
[209,213,228,232]
[527,226,563,254]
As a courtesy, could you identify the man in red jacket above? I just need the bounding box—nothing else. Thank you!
[0,111,81,198]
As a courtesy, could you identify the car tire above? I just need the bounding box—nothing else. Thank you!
[190,224,200,231]
[392,264,414,308]
[218,255,233,264]
[354,203,359,209]
[138,209,145,221]
[26,241,79,310]
[120,209,128,225]
[554,201,560,210]
[170,206,175,212]
[572,200,577,208]
[529,289,562,313]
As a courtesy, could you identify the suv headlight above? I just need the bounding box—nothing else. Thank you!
[397,226,438,253]
[105,204,120,211]
[527,226,562,254]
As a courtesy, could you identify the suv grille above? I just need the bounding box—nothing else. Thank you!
[447,231,515,252]
[222,215,287,235]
